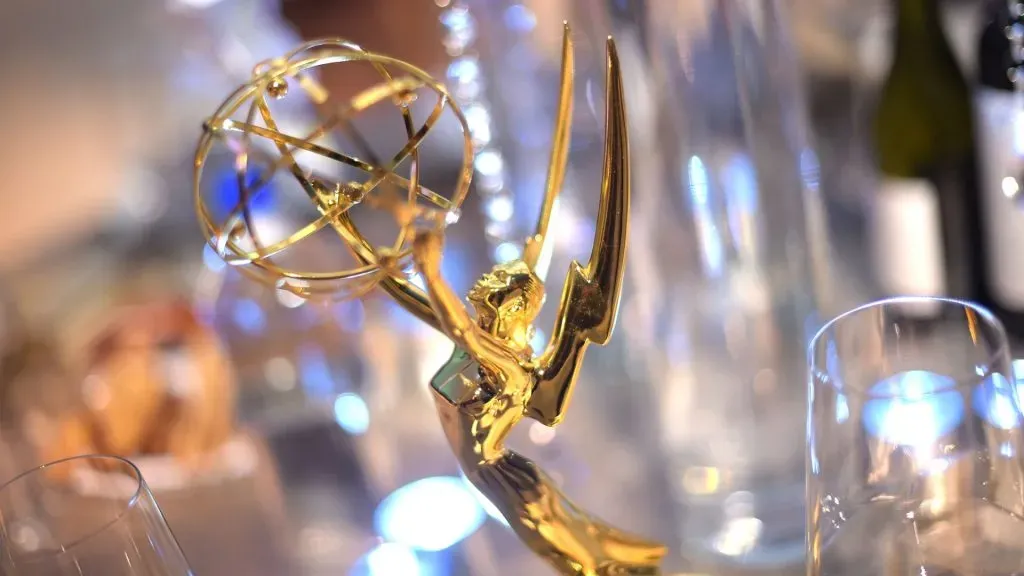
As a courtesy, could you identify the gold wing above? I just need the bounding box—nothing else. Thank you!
[523,23,574,277]
[528,37,629,427]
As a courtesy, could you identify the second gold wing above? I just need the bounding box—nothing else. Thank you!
[523,23,574,276]
[528,37,629,427]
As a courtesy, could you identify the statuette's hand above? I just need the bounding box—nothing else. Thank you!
[413,229,444,261]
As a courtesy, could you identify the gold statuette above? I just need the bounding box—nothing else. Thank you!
[194,23,665,576]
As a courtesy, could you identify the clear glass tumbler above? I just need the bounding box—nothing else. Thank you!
[0,455,193,575]
[808,297,1024,575]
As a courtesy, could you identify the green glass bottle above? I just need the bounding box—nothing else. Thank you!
[976,0,1024,338]
[871,0,981,312]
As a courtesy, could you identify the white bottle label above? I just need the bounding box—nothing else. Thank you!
[976,88,1024,309]
[872,178,946,299]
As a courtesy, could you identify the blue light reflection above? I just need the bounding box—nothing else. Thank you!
[213,166,274,216]
[447,56,480,85]
[722,153,758,214]
[686,155,723,278]
[232,299,266,334]
[494,242,521,263]
[973,373,1023,430]
[530,327,547,353]
[349,543,423,576]
[862,370,964,446]
[835,394,849,424]
[298,345,337,398]
[687,156,709,208]
[202,243,226,272]
[334,393,370,435]
[799,148,821,192]
[503,4,536,32]
[375,476,486,551]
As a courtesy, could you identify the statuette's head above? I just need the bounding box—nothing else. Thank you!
[468,260,544,351]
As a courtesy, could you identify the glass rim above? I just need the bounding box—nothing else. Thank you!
[809,297,1012,398]
[0,454,146,557]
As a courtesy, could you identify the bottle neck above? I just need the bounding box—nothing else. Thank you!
[893,0,948,57]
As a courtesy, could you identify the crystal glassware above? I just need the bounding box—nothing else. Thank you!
[0,455,193,575]
[450,1,831,570]
[808,297,1024,575]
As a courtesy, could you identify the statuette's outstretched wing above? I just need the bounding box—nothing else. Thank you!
[529,36,629,427]
[523,23,575,277]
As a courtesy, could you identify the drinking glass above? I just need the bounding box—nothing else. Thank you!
[807,297,1024,575]
[0,455,192,575]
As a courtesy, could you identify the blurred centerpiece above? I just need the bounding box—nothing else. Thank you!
[44,300,244,487]
[190,16,674,574]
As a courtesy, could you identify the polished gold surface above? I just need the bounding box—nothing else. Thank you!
[522,24,574,277]
[416,30,664,575]
[193,38,472,302]
[195,24,664,575]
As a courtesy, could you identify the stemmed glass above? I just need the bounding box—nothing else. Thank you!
[0,455,192,575]
[808,297,1024,575]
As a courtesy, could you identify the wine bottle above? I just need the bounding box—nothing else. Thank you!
[871,0,982,315]
[976,0,1024,338]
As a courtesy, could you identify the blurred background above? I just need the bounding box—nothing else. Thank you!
[0,0,1013,574]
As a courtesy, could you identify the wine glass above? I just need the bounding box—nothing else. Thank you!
[807,297,1024,575]
[0,455,193,575]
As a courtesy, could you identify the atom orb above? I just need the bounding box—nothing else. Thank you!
[193,38,473,301]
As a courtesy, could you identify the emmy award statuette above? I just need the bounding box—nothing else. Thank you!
[194,24,666,576]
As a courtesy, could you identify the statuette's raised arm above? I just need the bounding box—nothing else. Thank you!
[412,230,519,377]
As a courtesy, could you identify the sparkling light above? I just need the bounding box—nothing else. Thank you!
[298,346,336,398]
[375,476,486,551]
[973,373,1023,430]
[334,393,370,435]
[687,155,723,277]
[276,286,306,309]
[494,242,522,263]
[484,195,514,222]
[170,0,225,11]
[447,56,480,85]
[232,299,266,334]
[863,370,964,446]
[529,422,556,445]
[264,357,297,392]
[835,394,849,424]
[687,155,709,207]
[1003,177,1020,199]
[465,105,492,146]
[202,244,226,272]
[530,327,546,351]
[503,4,537,32]
[474,149,503,177]
[799,148,821,192]
[364,543,421,576]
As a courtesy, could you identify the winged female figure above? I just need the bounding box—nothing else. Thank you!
[345,27,666,576]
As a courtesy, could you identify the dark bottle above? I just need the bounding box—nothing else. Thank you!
[976,0,1024,338]
[871,0,982,317]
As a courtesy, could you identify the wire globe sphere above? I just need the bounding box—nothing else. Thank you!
[193,39,472,301]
